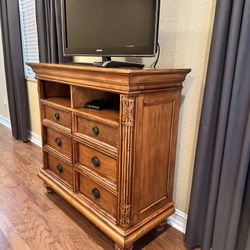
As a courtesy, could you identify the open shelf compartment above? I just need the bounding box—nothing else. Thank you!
[72,86,120,125]
[40,81,71,108]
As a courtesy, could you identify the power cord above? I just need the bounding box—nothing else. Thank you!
[150,42,160,68]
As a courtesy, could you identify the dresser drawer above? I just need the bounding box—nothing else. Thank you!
[78,174,117,218]
[45,127,72,160]
[43,105,71,130]
[75,115,118,148]
[77,143,117,183]
[46,153,73,186]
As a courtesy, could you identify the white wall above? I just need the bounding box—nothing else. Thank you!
[27,79,41,135]
[0,19,10,120]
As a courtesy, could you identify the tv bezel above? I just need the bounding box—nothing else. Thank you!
[61,0,160,57]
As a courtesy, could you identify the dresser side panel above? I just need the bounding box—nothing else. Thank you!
[132,90,181,223]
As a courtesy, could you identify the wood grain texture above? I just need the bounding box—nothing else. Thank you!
[41,97,71,109]
[45,152,73,187]
[0,123,198,250]
[132,91,181,223]
[74,114,118,149]
[75,108,119,126]
[119,96,136,229]
[42,81,71,99]
[42,104,72,130]
[115,243,133,250]
[29,63,191,249]
[44,127,72,161]
[77,142,117,183]
[78,173,117,218]
[72,86,117,109]
[27,63,191,94]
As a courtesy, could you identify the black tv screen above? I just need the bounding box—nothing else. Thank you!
[62,0,160,57]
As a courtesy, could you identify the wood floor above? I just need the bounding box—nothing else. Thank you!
[0,124,189,250]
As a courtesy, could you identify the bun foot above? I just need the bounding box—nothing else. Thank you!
[155,220,167,232]
[44,183,54,193]
[114,243,133,250]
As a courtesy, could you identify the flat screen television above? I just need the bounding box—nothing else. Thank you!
[61,0,160,61]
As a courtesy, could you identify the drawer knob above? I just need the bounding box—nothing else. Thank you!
[92,188,100,199]
[56,164,63,173]
[92,127,99,136]
[55,137,62,147]
[92,156,100,168]
[54,113,60,121]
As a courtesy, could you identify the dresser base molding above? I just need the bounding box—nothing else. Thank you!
[44,183,54,193]
[39,172,175,248]
[155,220,168,232]
[114,243,134,250]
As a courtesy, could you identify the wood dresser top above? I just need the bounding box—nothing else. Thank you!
[28,62,191,75]
[27,62,191,94]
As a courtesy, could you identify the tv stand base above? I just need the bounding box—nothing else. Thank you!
[93,60,144,69]
[93,57,144,68]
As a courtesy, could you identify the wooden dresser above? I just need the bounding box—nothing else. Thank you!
[28,63,190,250]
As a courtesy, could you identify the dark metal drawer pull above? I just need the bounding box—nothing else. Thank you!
[55,137,62,147]
[56,164,63,173]
[91,156,100,168]
[54,113,60,121]
[92,127,99,136]
[92,188,100,199]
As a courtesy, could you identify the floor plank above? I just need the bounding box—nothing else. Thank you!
[0,228,12,250]
[0,124,190,250]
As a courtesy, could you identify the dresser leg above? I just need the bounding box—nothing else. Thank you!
[155,220,167,232]
[114,243,133,250]
[44,183,54,193]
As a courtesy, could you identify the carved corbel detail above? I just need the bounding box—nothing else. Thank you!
[119,96,135,228]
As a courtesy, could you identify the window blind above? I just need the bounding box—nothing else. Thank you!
[19,0,39,79]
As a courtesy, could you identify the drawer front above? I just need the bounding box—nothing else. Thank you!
[46,127,72,160]
[78,143,117,183]
[79,174,117,217]
[46,153,73,186]
[75,115,118,148]
[44,105,71,129]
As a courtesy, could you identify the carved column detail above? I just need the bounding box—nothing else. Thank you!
[119,96,135,228]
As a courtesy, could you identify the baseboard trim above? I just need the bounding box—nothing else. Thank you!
[0,115,11,129]
[0,118,188,234]
[28,130,42,147]
[167,209,187,233]
[0,118,42,148]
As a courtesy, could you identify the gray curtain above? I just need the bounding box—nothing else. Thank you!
[185,0,250,250]
[0,0,29,142]
[35,0,71,63]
